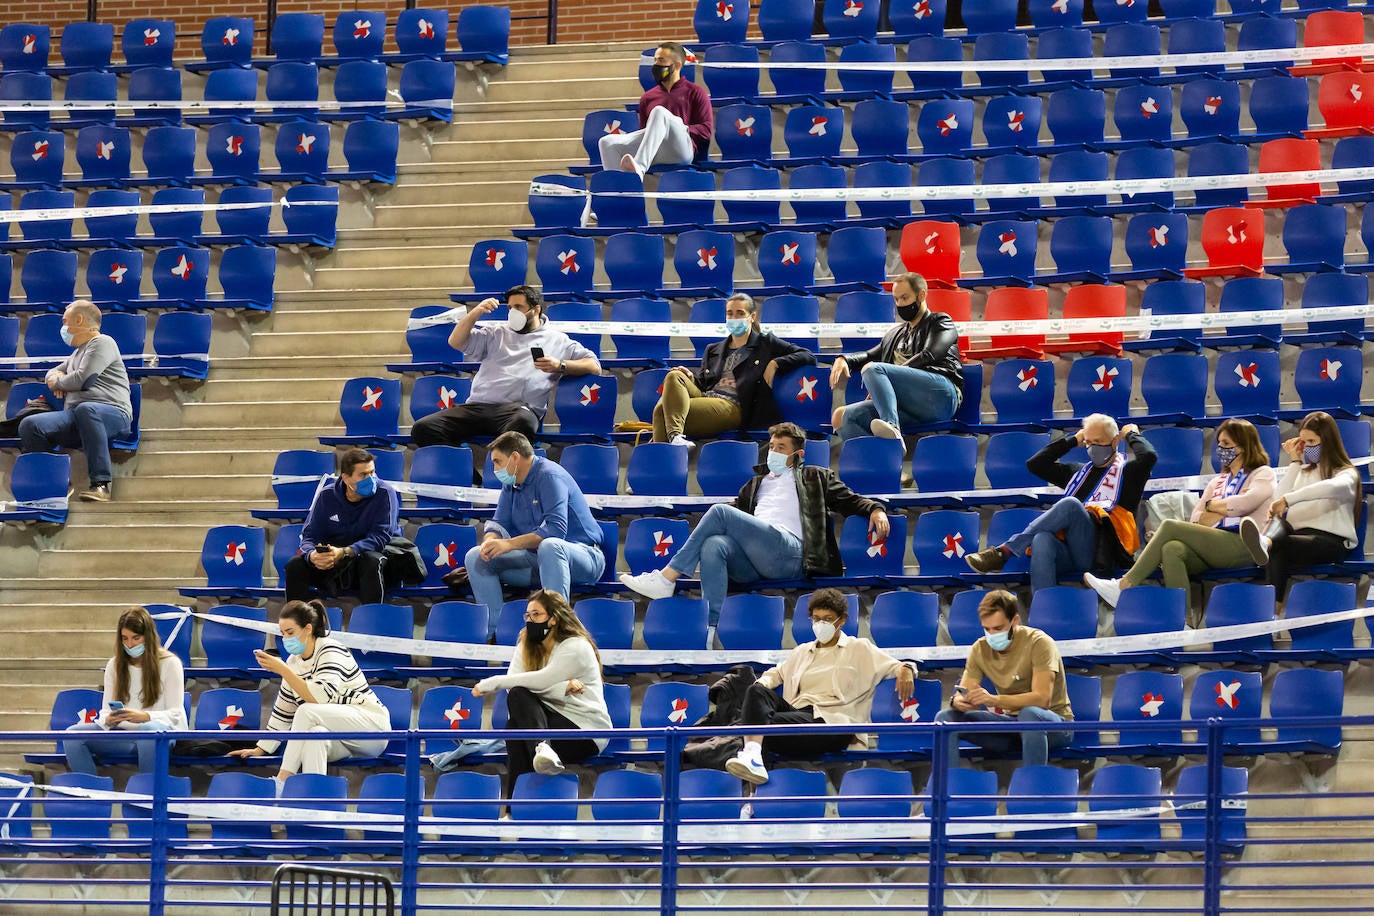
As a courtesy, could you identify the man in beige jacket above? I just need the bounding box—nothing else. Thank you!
[725,587,916,785]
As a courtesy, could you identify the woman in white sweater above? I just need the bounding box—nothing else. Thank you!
[473,589,611,794]
[1085,418,1276,611]
[66,606,187,775]
[229,599,391,786]
[1240,411,1362,598]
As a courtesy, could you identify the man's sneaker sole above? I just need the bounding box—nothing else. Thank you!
[724,757,769,785]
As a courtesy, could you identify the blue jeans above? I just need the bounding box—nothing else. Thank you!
[838,363,960,440]
[64,721,170,775]
[19,402,131,484]
[465,538,605,630]
[667,504,805,625]
[1002,497,1099,592]
[934,706,1072,768]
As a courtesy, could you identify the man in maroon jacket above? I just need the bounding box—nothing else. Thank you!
[599,41,713,177]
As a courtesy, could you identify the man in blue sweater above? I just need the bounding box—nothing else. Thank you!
[285,447,402,605]
[463,431,604,626]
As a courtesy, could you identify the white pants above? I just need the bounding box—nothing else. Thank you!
[598,106,695,175]
[280,702,391,775]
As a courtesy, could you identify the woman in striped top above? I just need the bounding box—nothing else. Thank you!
[229,599,391,784]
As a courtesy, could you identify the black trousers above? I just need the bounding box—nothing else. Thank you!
[410,401,539,448]
[504,686,600,796]
[738,682,853,759]
[1266,523,1349,597]
[284,550,390,605]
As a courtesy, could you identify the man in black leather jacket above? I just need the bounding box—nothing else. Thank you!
[620,422,890,632]
[829,272,963,440]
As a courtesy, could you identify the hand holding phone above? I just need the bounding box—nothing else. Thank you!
[107,701,124,710]
[530,346,545,362]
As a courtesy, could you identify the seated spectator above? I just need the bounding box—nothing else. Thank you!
[284,447,402,606]
[462,432,604,625]
[965,414,1158,592]
[64,607,187,775]
[1086,418,1275,611]
[722,588,915,785]
[230,600,391,785]
[829,272,962,441]
[934,590,1073,768]
[620,421,889,636]
[410,285,600,448]
[473,589,611,795]
[653,292,815,446]
[1240,411,1361,599]
[599,41,712,177]
[20,299,132,502]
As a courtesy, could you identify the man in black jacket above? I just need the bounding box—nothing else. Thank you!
[620,422,889,631]
[965,414,1158,592]
[652,292,815,446]
[830,272,962,440]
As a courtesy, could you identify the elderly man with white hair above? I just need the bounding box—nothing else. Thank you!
[965,414,1157,592]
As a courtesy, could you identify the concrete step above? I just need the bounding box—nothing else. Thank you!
[196,376,360,402]
[375,178,531,207]
[247,329,411,358]
[328,243,482,272]
[311,260,471,290]
[50,523,222,551]
[430,136,584,164]
[0,579,197,604]
[124,449,291,477]
[453,95,631,118]
[38,547,209,579]
[370,199,530,228]
[398,158,570,178]
[266,307,416,334]
[453,117,587,143]
[95,472,275,502]
[72,498,273,518]
[179,399,343,430]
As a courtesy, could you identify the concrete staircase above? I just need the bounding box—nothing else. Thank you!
[0,40,645,763]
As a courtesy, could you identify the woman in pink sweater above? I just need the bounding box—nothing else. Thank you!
[1085,418,1275,613]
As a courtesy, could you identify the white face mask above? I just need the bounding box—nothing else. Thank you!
[811,620,838,644]
[507,309,527,332]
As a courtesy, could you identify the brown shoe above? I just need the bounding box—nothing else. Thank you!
[79,484,111,502]
[965,546,1007,574]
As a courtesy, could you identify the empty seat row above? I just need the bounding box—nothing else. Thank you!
[0,311,211,379]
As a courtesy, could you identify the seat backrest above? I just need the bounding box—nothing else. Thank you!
[642,596,708,649]
[624,517,691,575]
[194,686,263,731]
[200,527,266,590]
[412,523,478,590]
[716,592,785,650]
[122,19,176,69]
[989,359,1054,425]
[912,509,979,576]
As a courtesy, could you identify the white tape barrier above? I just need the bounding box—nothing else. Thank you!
[0,773,1181,844]
[699,41,1374,74]
[189,602,1374,668]
[0,496,68,513]
[0,96,453,114]
[533,166,1374,203]
[0,353,210,368]
[409,300,1374,344]
[0,196,330,227]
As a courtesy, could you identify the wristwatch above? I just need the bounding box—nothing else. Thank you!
[560,359,567,372]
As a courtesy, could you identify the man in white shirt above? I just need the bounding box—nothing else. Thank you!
[620,422,889,634]
[410,285,601,447]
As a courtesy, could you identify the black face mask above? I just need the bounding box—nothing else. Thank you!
[896,303,921,322]
[525,620,551,644]
[651,64,673,85]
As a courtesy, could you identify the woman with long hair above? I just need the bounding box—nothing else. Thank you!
[1085,418,1276,613]
[1240,411,1362,598]
[473,590,611,794]
[229,599,391,786]
[65,606,187,775]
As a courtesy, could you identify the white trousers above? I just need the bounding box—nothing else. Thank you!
[280,702,391,775]
[598,106,695,175]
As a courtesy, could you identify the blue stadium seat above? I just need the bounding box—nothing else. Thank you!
[346,603,414,676]
[764,40,826,106]
[909,433,975,500]
[695,0,750,43]
[753,769,828,821]
[63,71,118,130]
[578,109,634,170]
[915,157,975,220]
[986,358,1053,429]
[0,453,71,524]
[11,190,74,250]
[1112,146,1176,212]
[1254,668,1344,756]
[643,596,709,650]
[914,98,974,159]
[715,104,773,165]
[1123,280,1205,353]
[1276,347,1363,420]
[82,189,140,247]
[383,8,448,63]
[851,98,910,160]
[1183,141,1250,211]
[1278,579,1360,661]
[122,67,182,128]
[673,229,735,297]
[190,17,255,72]
[1137,352,1208,424]
[189,67,259,125]
[1044,87,1106,151]
[654,170,716,233]
[1270,204,1347,274]
[1175,764,1248,851]
[194,122,261,186]
[186,527,267,598]
[410,523,478,593]
[971,31,1029,94]
[718,165,782,232]
[787,164,848,232]
[199,187,272,246]
[260,61,319,123]
[432,771,502,823]
[772,364,831,433]
[697,440,761,496]
[1036,150,1109,217]
[609,297,671,364]
[624,517,691,575]
[1041,215,1112,285]
[868,590,938,649]
[193,686,263,732]
[1179,79,1241,146]
[588,172,648,232]
[124,773,192,842]
[206,772,277,846]
[318,376,402,447]
[331,10,386,61]
[837,435,904,495]
[451,6,510,64]
[330,60,390,122]
[968,220,1038,287]
[5,132,63,192]
[1056,356,1133,424]
[640,682,709,749]
[716,593,785,649]
[46,773,114,845]
[454,238,526,303]
[119,19,175,71]
[780,108,845,168]
[1100,23,1160,88]
[980,153,1040,218]
[403,445,474,520]
[1288,272,1368,346]
[982,96,1042,157]
[828,513,907,584]
[336,119,399,183]
[752,231,817,296]
[19,249,77,311]
[591,770,662,823]
[1211,350,1280,424]
[813,225,886,294]
[1166,17,1227,80]
[549,375,617,442]
[1248,75,1310,142]
[628,369,668,423]
[136,128,196,188]
[757,0,815,41]
[701,44,759,106]
[1118,211,1189,282]
[573,597,634,649]
[0,72,51,131]
[898,36,963,99]
[534,234,595,299]
[836,768,914,818]
[1005,766,1080,847]
[1186,669,1263,748]
[827,41,896,101]
[1090,765,1163,848]
[58,22,114,73]
[899,509,979,585]
[822,0,879,40]
[980,431,1050,496]
[1029,586,1098,642]
[626,442,688,496]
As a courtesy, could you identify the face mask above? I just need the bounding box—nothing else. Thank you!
[353,474,378,498]
[985,629,1012,652]
[494,464,517,487]
[282,635,307,656]
[60,325,75,346]
[1086,443,1117,467]
[1303,444,1322,465]
[651,64,673,85]
[896,303,921,322]
[1215,445,1239,469]
[507,309,528,333]
[811,620,838,645]
[525,620,551,644]
[767,451,791,476]
[725,318,751,337]
[123,642,145,659]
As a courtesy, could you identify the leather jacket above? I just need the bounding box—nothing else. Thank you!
[734,464,885,577]
[841,310,963,395]
[693,330,816,430]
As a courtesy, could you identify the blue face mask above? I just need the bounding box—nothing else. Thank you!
[60,325,75,347]
[123,641,145,659]
[282,635,307,656]
[985,628,1012,651]
[725,318,751,338]
[494,465,517,486]
[766,451,791,476]
[353,474,378,498]
[1303,444,1322,465]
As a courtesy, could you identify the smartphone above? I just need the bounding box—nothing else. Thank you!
[530,346,545,362]
[107,701,124,710]
[952,687,967,695]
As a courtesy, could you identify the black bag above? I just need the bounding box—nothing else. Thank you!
[0,398,54,438]
[174,723,258,757]
[383,535,426,586]
[681,665,758,770]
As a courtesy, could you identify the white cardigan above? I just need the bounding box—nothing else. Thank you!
[1277,463,1360,548]
[100,653,187,730]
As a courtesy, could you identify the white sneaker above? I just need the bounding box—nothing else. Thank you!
[619,569,676,600]
[1083,572,1123,608]
[870,418,902,439]
[670,434,696,449]
[1239,517,1270,565]
[725,748,769,785]
[532,741,565,775]
[740,802,754,820]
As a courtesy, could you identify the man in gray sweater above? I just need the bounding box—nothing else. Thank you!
[20,300,132,502]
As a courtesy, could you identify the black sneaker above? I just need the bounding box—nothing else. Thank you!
[965,546,1007,573]
[79,483,111,502]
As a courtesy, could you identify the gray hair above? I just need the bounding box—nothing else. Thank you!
[1083,413,1119,439]
[68,299,102,328]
